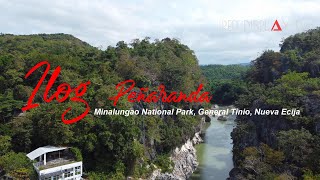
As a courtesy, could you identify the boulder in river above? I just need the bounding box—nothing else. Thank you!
[217,116,227,121]
[204,115,211,122]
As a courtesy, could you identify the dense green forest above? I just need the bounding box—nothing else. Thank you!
[200,64,249,105]
[0,34,207,179]
[201,64,249,81]
[231,27,320,179]
[2,27,320,180]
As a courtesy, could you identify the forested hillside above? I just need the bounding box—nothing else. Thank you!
[201,64,249,81]
[200,64,249,105]
[0,34,206,179]
[231,27,320,179]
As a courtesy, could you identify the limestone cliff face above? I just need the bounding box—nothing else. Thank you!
[229,95,320,179]
[149,132,203,180]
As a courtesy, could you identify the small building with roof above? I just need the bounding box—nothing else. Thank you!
[26,146,82,180]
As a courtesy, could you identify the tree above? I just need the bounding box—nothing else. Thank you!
[0,135,11,155]
[0,152,34,179]
[277,129,314,164]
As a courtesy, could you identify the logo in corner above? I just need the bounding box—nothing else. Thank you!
[271,20,282,31]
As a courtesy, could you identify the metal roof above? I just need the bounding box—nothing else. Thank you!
[26,146,68,160]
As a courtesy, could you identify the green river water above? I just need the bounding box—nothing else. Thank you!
[190,110,236,180]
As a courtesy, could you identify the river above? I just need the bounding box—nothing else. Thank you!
[190,107,236,180]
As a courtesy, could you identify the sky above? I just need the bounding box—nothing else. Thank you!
[0,0,319,64]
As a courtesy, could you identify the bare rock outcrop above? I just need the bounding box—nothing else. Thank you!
[149,132,203,180]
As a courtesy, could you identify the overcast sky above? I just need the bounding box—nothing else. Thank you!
[1,0,319,64]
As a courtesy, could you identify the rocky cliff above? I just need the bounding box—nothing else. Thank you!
[229,95,320,179]
[149,132,203,180]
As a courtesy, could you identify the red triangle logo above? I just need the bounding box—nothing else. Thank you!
[271,20,282,31]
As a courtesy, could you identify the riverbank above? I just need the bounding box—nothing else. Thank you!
[190,106,236,180]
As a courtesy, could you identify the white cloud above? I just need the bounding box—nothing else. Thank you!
[0,0,319,64]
